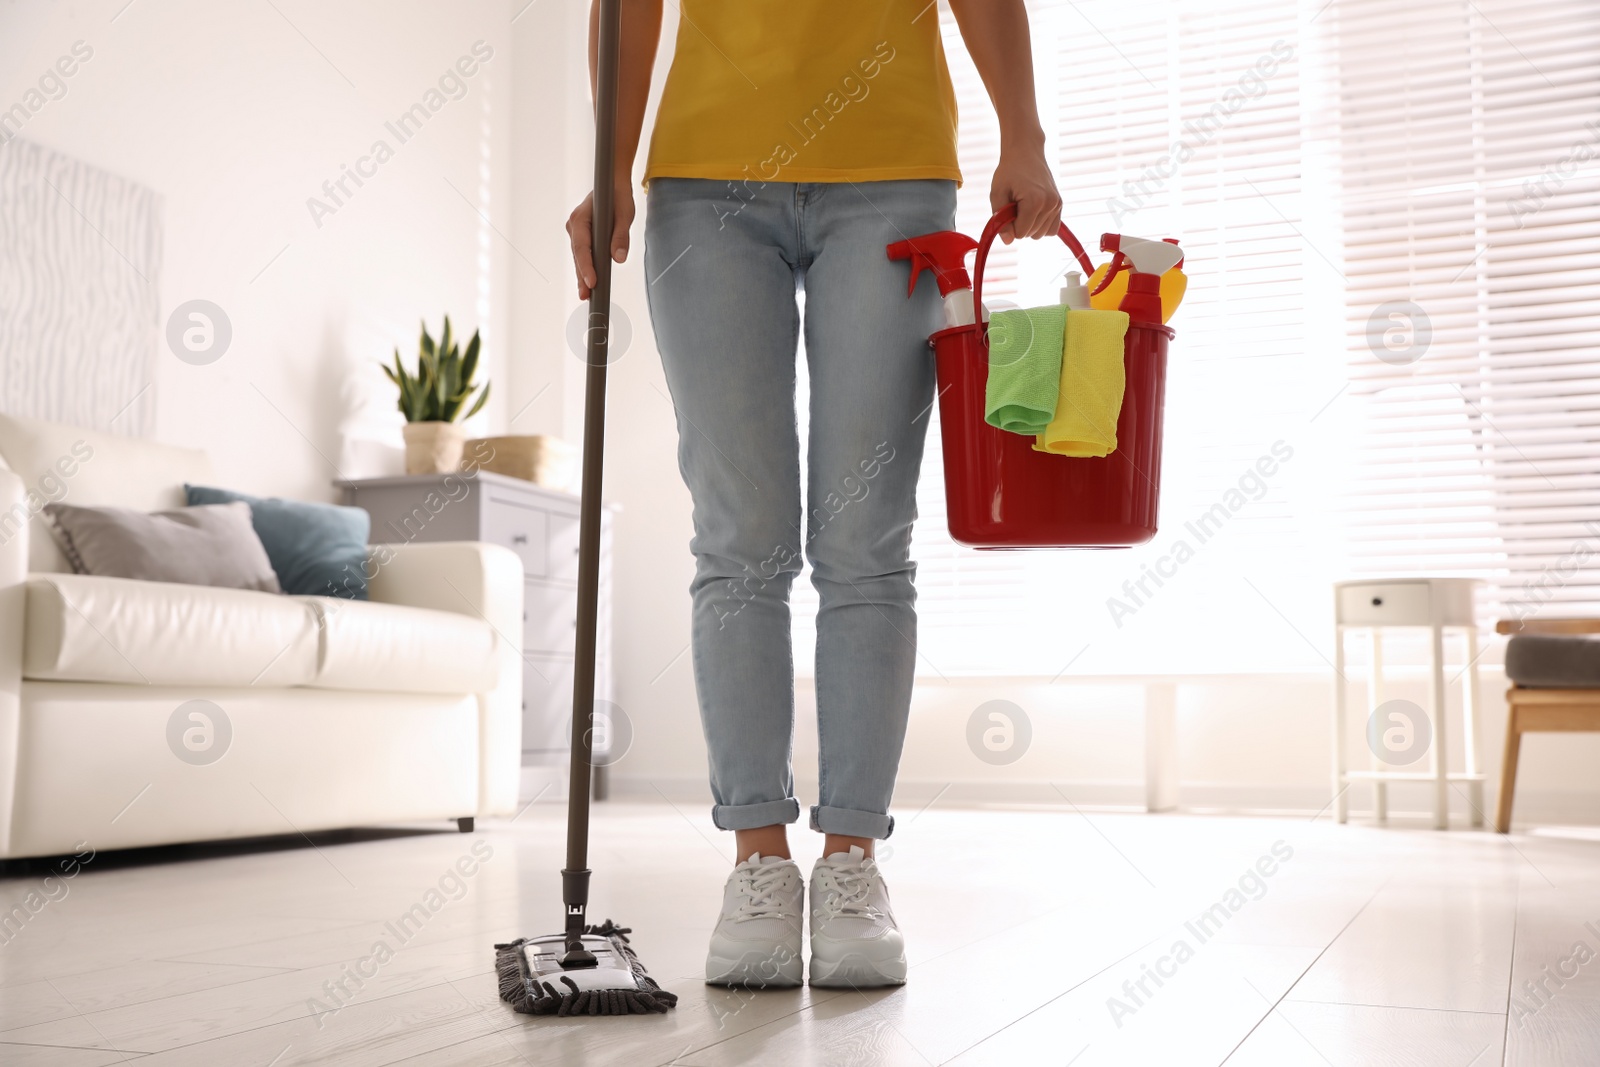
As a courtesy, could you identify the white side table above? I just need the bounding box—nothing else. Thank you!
[1332,578,1484,830]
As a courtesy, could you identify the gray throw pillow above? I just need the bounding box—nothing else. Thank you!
[43,501,282,593]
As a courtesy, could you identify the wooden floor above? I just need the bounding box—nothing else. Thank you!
[1,801,1597,1066]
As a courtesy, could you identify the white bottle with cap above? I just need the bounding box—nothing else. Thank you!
[1060,271,1091,310]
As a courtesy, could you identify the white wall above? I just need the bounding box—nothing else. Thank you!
[531,3,711,800]
[505,0,592,450]
[1,0,519,500]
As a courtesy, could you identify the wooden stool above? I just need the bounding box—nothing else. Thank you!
[1494,618,1600,833]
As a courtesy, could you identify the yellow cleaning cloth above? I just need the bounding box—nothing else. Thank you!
[1034,309,1130,458]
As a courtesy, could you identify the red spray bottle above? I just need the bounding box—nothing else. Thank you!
[886,232,983,328]
[1091,234,1185,325]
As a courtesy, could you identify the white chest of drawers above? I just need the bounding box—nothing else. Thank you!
[337,472,612,767]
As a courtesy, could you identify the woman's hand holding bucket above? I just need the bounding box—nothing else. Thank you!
[990,147,1062,245]
[944,0,1062,243]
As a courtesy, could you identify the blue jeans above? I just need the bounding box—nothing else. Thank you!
[644,178,955,840]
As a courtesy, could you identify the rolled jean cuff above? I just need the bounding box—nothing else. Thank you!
[809,804,895,840]
[711,797,801,832]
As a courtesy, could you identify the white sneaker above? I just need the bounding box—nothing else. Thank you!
[705,853,804,987]
[808,846,907,988]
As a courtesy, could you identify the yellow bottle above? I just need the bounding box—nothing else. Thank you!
[1087,259,1188,323]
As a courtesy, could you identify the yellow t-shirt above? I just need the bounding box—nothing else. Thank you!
[644,1,961,187]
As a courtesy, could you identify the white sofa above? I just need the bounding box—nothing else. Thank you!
[0,413,523,859]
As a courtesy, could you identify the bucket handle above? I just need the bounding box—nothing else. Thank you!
[971,204,1096,346]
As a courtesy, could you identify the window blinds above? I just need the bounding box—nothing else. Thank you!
[1333,0,1600,623]
[793,0,1600,677]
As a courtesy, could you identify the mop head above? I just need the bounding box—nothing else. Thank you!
[496,920,678,1017]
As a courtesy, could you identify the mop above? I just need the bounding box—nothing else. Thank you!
[494,0,677,1018]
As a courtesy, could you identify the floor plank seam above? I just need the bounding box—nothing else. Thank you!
[150,920,384,967]
[1281,997,1509,1017]
[150,1004,498,1065]
[1215,858,1407,1066]
[51,969,503,1060]
[936,932,1168,1064]
[505,987,853,1064]
[0,1037,152,1054]
[1500,865,1522,1067]
[0,963,477,1042]
[902,898,1080,973]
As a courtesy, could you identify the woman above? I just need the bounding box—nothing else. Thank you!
[567,0,1061,989]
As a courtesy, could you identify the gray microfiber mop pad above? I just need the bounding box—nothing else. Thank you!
[496,920,679,1016]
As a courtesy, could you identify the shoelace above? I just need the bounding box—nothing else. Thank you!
[730,863,796,922]
[814,862,881,923]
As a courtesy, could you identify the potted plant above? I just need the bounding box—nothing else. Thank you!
[384,316,491,475]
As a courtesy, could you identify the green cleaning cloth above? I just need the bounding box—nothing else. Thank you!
[984,306,1067,436]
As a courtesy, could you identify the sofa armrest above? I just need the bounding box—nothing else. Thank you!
[367,540,525,818]
[0,469,27,855]
[367,540,522,635]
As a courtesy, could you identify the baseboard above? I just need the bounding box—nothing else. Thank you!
[590,773,1600,827]
[1499,788,1600,827]
[1177,782,1356,816]
[518,763,567,805]
[598,775,710,805]
[600,776,1150,812]
[891,779,1150,810]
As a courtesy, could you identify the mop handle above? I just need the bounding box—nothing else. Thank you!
[971,203,1095,346]
[561,0,623,969]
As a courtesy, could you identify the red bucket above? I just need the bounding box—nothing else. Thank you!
[931,207,1173,549]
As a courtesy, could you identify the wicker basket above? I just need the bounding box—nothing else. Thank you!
[463,435,579,492]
